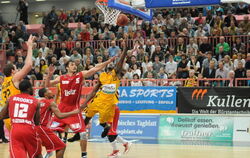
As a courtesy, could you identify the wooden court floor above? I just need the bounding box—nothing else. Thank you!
[1,141,250,158]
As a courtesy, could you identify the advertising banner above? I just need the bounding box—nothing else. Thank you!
[233,117,250,142]
[178,87,250,114]
[90,114,160,139]
[118,86,176,113]
[159,115,234,141]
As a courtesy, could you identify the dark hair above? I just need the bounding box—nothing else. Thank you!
[19,80,32,92]
[38,88,47,97]
[65,60,75,68]
[3,64,15,77]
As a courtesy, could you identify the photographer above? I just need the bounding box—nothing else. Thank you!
[17,0,28,24]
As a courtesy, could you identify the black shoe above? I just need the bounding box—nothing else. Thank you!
[67,133,80,142]
[62,137,67,143]
[2,138,9,143]
[101,125,111,138]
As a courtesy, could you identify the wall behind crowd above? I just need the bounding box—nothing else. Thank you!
[0,0,95,24]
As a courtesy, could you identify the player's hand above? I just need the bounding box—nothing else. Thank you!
[108,56,117,63]
[80,104,87,111]
[26,35,36,48]
[48,64,55,76]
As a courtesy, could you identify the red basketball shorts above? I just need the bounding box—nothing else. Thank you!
[50,103,86,133]
[10,124,41,158]
[36,125,66,152]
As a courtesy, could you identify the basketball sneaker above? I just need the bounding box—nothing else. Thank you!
[108,150,121,158]
[101,125,111,138]
[123,142,132,154]
[68,133,80,142]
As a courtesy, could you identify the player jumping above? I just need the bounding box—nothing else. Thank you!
[45,57,116,158]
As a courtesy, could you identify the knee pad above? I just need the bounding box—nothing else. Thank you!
[79,132,88,140]
[108,135,118,142]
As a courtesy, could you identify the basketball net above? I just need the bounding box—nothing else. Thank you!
[96,0,121,26]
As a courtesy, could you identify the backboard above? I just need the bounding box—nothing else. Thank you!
[108,0,153,21]
[145,0,249,8]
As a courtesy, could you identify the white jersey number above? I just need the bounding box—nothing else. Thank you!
[14,103,29,118]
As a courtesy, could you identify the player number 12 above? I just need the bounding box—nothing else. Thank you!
[14,103,29,118]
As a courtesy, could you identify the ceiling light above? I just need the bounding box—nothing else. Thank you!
[1,1,11,3]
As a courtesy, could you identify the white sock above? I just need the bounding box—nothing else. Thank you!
[111,140,118,151]
[116,135,127,145]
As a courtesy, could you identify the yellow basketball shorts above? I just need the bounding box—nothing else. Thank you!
[4,118,11,131]
[86,99,116,124]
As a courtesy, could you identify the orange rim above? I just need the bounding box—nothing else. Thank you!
[96,0,108,5]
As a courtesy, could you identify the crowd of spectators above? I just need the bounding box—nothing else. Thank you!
[0,3,250,87]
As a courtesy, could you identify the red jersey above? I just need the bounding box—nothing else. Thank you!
[60,72,84,106]
[8,93,38,126]
[39,98,53,127]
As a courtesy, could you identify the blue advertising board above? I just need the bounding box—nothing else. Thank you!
[145,0,221,8]
[90,114,160,139]
[118,86,176,112]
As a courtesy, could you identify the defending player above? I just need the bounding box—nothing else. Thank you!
[45,57,115,158]
[0,80,41,158]
[37,88,80,158]
[1,35,35,131]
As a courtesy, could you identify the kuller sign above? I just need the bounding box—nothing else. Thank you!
[178,87,250,114]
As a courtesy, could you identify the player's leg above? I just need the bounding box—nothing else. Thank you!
[108,106,132,155]
[37,126,66,158]
[19,126,42,158]
[66,114,88,158]
[68,106,96,143]
[9,135,26,158]
[99,104,116,138]
[0,120,8,143]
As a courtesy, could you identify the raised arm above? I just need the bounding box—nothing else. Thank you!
[34,103,41,126]
[0,100,9,120]
[50,102,80,119]
[114,48,127,75]
[82,56,116,79]
[13,35,35,83]
[80,80,101,110]
[45,65,60,87]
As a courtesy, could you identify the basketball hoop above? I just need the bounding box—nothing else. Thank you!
[96,0,121,26]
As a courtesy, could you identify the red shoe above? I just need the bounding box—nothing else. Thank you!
[107,150,120,158]
[123,142,132,154]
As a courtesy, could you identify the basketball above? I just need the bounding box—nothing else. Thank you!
[117,14,129,26]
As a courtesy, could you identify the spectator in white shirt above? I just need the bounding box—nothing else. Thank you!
[59,50,70,65]
[35,51,45,66]
[131,74,143,86]
[165,55,177,76]
[131,64,141,78]
[141,55,153,74]
[233,53,245,70]
[39,42,50,58]
[187,55,201,74]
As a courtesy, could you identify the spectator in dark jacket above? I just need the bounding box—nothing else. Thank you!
[203,60,216,78]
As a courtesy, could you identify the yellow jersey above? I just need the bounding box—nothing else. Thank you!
[96,69,120,104]
[1,76,21,103]
[55,83,61,104]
